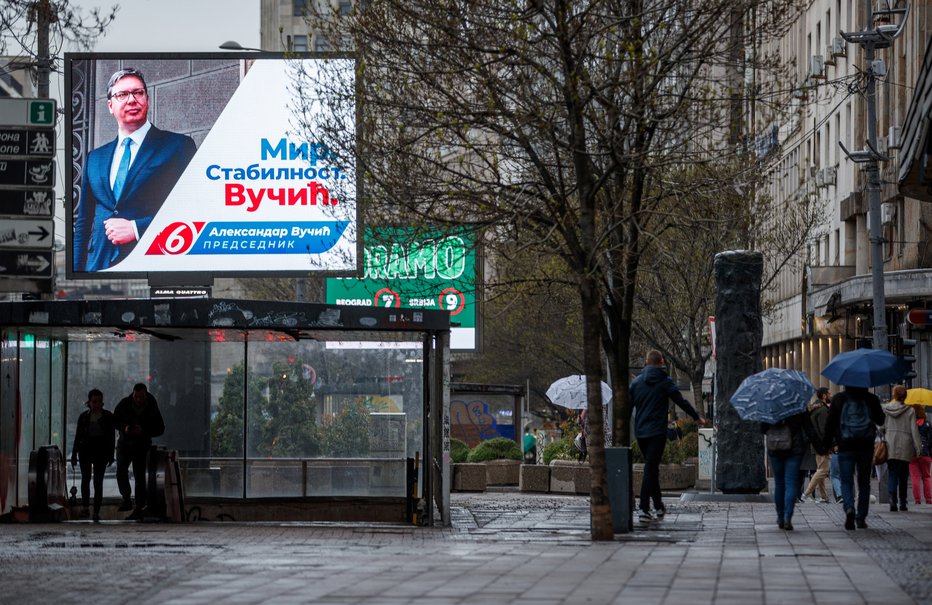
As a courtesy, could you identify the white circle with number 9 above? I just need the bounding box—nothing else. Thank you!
[438,287,465,315]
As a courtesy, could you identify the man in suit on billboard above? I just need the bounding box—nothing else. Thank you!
[74,67,197,272]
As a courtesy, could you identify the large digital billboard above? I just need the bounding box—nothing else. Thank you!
[326,228,478,350]
[64,53,357,278]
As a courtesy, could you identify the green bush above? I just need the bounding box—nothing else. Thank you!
[450,438,470,463]
[466,437,522,462]
[542,437,578,465]
[631,439,644,463]
[629,434,698,465]
[678,432,699,459]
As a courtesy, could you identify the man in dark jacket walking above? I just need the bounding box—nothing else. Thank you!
[630,350,705,521]
[113,383,165,519]
[823,386,884,530]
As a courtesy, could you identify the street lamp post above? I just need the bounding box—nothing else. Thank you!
[839,2,909,358]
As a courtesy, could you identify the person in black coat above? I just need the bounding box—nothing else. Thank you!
[70,388,115,521]
[822,386,885,530]
[630,350,706,520]
[113,383,165,519]
[761,411,825,531]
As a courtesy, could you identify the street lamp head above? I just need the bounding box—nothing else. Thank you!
[219,40,246,51]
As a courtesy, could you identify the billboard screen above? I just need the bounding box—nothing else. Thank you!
[64,53,358,278]
[326,228,478,350]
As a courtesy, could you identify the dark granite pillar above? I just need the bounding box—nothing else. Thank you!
[714,250,766,493]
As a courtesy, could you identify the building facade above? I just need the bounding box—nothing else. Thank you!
[760,1,932,389]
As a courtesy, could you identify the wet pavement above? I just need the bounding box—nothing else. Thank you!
[1,491,930,604]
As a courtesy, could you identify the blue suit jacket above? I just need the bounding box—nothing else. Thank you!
[74,126,197,272]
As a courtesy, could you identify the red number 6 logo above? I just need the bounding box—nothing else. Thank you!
[145,222,204,255]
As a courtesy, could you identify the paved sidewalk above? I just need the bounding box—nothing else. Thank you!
[0,492,929,604]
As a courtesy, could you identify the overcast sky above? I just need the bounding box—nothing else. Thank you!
[72,0,261,52]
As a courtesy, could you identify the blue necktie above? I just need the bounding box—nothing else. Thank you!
[112,138,132,201]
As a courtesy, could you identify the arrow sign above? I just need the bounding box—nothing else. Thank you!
[0,128,55,157]
[0,250,53,277]
[0,158,55,188]
[0,219,53,249]
[0,190,53,217]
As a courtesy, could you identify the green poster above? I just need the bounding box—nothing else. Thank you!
[326,228,477,349]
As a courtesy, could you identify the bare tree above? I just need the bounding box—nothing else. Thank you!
[633,157,827,416]
[298,0,806,540]
[0,1,117,59]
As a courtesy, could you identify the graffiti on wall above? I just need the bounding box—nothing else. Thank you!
[450,397,514,447]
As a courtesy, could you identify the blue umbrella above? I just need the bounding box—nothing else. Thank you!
[729,368,815,424]
[821,348,903,388]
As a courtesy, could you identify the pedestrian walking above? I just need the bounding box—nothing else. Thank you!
[70,388,115,522]
[909,404,932,505]
[802,387,832,503]
[882,385,921,511]
[823,386,885,530]
[762,411,824,530]
[113,383,165,520]
[523,425,537,464]
[630,350,705,521]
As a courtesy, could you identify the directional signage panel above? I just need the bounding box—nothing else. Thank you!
[0,250,53,278]
[0,99,57,127]
[0,219,53,249]
[0,128,55,157]
[0,158,55,189]
[0,190,54,217]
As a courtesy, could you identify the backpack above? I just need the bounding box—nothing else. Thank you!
[766,422,793,453]
[839,395,875,444]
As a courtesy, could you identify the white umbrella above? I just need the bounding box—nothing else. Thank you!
[545,375,612,409]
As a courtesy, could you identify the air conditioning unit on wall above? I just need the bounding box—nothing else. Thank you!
[832,37,847,57]
[825,46,836,66]
[877,136,889,155]
[810,55,826,79]
[888,126,901,149]
[881,202,895,225]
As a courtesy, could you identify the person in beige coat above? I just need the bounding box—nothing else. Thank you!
[882,385,922,511]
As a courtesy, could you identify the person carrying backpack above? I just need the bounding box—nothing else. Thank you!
[823,386,885,530]
[761,411,824,531]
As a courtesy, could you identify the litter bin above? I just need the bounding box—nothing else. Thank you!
[605,447,633,533]
[28,445,68,522]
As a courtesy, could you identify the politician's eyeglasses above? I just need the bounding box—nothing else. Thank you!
[109,88,148,102]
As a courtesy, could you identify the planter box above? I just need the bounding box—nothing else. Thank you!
[519,464,550,492]
[452,463,487,492]
[632,463,696,494]
[486,459,521,486]
[549,460,590,494]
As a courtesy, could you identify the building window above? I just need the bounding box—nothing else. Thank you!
[339,0,352,15]
[293,35,308,52]
[294,0,306,16]
[314,36,330,52]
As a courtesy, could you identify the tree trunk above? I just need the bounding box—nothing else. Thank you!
[581,273,613,541]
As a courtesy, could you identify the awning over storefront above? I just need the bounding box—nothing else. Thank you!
[898,37,932,203]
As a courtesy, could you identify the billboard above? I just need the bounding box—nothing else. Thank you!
[326,228,478,350]
[64,53,358,278]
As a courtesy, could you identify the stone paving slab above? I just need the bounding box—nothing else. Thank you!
[0,492,928,604]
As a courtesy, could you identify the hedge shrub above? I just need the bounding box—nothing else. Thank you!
[542,437,578,465]
[466,437,523,462]
[629,432,698,465]
[450,438,470,463]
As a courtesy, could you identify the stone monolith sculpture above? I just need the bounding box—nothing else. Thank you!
[714,250,766,493]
